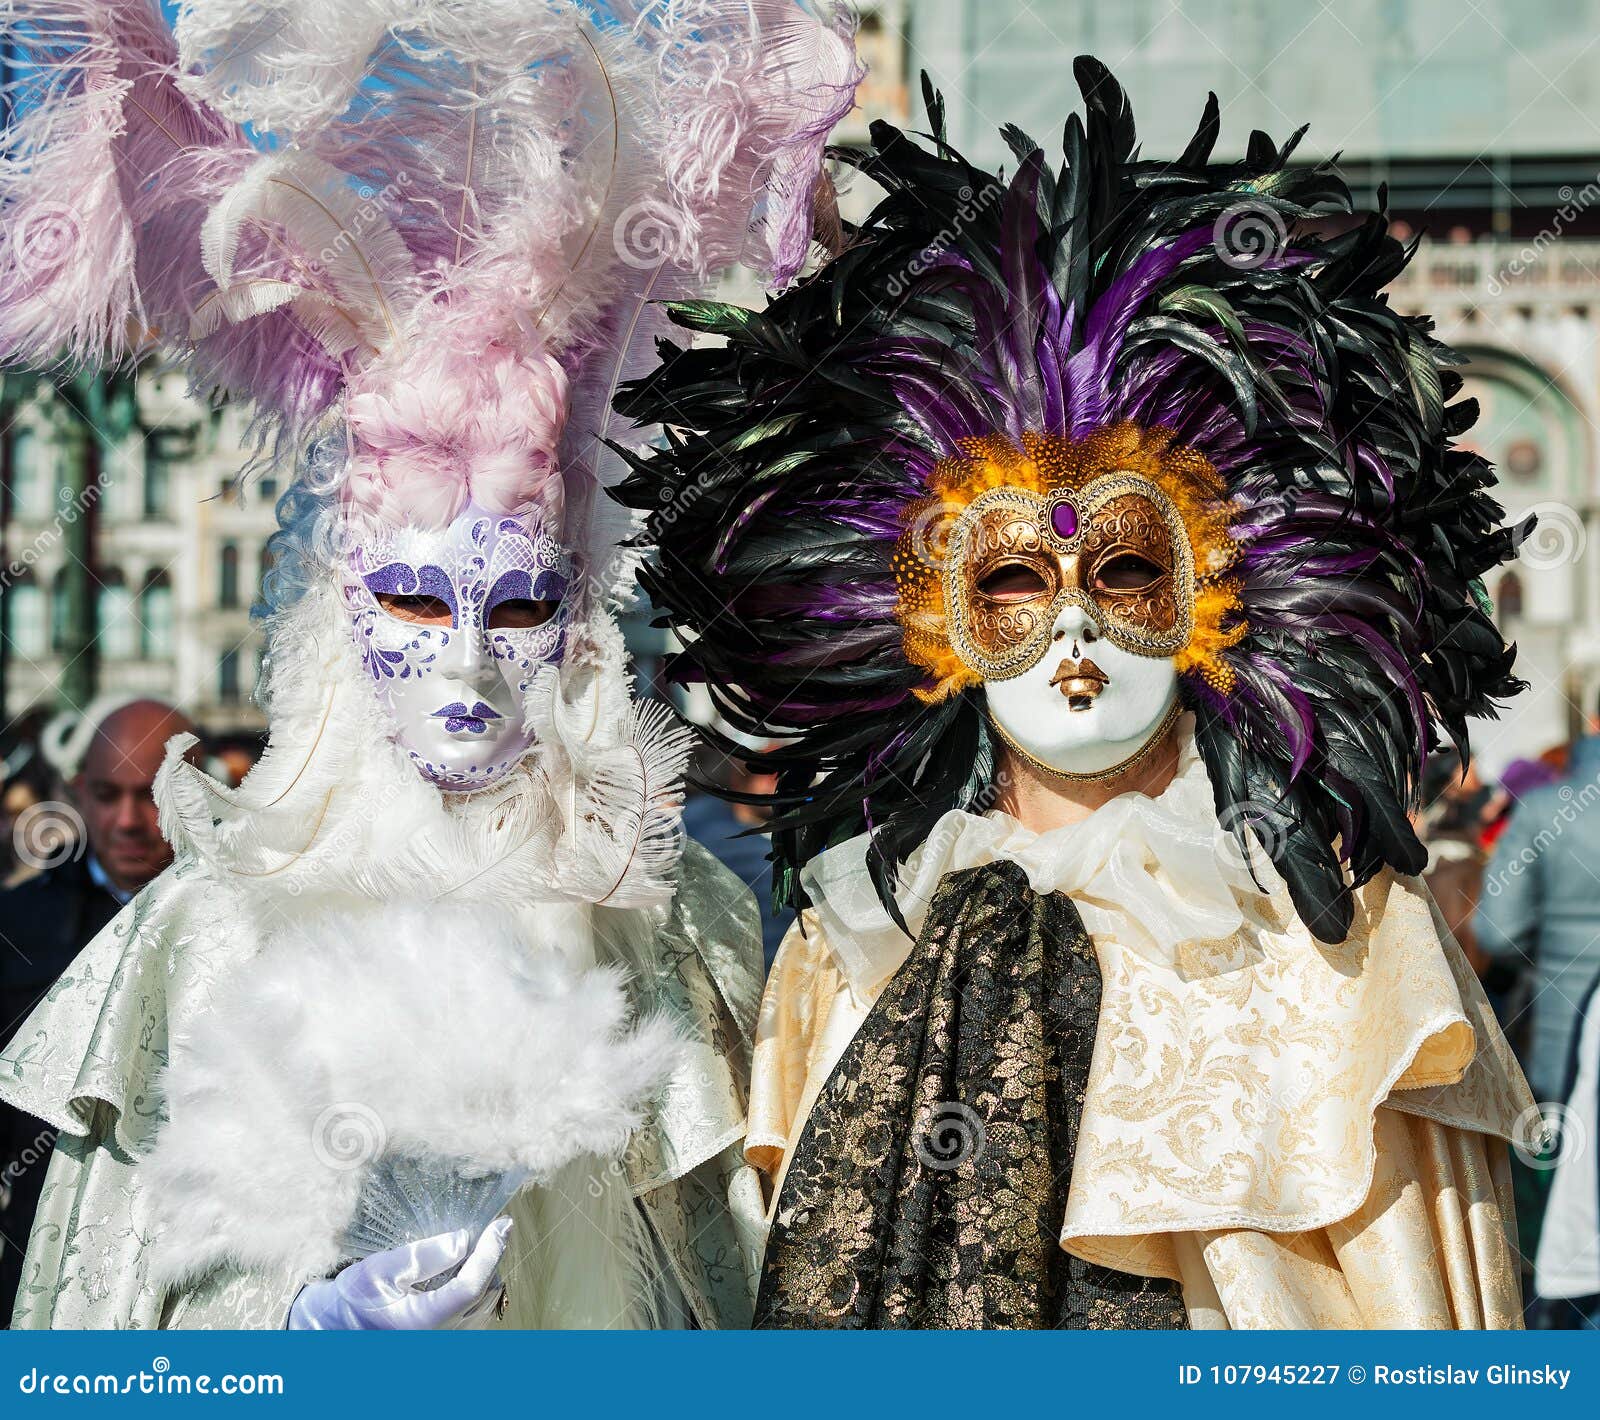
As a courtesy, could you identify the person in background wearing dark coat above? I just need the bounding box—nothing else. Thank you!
[681,741,794,971]
[1532,967,1600,1329]
[0,699,196,1323]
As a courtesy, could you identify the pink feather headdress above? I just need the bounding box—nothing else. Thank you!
[342,333,571,531]
[1,0,862,576]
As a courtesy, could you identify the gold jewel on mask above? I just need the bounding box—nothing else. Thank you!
[988,694,1182,784]
[892,423,1246,702]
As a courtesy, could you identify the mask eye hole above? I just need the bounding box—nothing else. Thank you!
[1092,553,1164,593]
[976,563,1050,602]
[487,598,560,630]
[376,593,453,625]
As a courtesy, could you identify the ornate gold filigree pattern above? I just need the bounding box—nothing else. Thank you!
[892,424,1247,701]
[1081,492,1183,636]
[753,862,1190,1330]
[945,476,1194,680]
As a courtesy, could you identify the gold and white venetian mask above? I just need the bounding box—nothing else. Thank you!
[892,423,1245,780]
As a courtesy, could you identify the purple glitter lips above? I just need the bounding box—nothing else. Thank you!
[432,701,503,736]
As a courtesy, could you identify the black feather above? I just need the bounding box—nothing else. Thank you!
[613,56,1526,944]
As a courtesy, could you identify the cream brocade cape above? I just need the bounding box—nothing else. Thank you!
[744,719,1536,1329]
[0,590,768,1330]
[0,840,764,1330]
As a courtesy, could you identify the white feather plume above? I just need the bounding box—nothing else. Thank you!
[5,0,862,552]
[174,0,412,137]
[522,613,696,908]
[199,150,420,354]
[142,896,685,1288]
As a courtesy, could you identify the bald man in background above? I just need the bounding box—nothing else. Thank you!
[0,699,196,1323]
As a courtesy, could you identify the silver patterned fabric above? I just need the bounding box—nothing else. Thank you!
[0,840,762,1330]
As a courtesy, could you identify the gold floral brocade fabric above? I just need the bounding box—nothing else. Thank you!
[754,863,1188,1329]
[746,866,1534,1329]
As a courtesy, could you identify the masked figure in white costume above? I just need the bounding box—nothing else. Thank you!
[619,64,1540,1328]
[0,0,858,1329]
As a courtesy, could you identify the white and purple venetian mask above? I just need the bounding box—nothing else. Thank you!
[341,504,570,790]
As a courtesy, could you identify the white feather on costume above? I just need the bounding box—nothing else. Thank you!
[154,585,689,911]
[173,0,409,137]
[141,898,684,1290]
[2,0,863,560]
[143,588,698,1324]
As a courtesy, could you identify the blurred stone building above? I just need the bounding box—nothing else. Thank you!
[905,0,1600,773]
[2,366,276,730]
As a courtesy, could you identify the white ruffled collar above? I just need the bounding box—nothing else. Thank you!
[803,713,1279,994]
[155,587,688,913]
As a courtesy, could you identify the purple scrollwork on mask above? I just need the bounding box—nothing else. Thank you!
[341,505,570,791]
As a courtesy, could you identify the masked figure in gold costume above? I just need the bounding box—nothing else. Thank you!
[617,60,1538,1329]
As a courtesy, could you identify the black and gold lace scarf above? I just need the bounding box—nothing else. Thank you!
[754,861,1189,1330]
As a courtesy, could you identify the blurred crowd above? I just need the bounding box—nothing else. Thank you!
[0,697,263,1320]
[1418,704,1600,1329]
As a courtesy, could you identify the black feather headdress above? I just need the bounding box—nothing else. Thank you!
[615,59,1525,943]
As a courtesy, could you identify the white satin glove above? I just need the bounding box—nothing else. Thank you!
[287,1217,513,1330]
